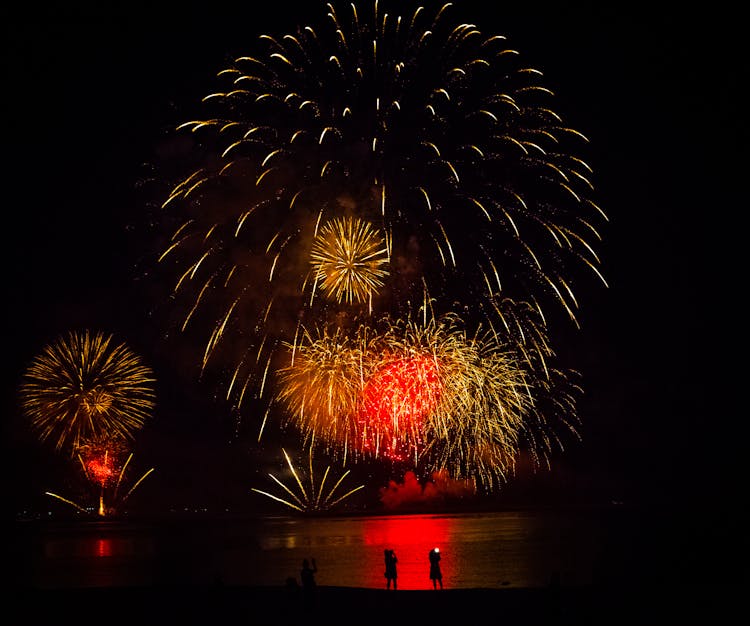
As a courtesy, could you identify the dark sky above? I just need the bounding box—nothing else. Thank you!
[1,3,740,522]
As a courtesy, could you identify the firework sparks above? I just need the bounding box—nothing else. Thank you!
[359,353,442,459]
[274,323,368,448]
[276,307,578,489]
[310,216,390,305]
[252,447,364,513]
[45,438,155,517]
[19,330,156,455]
[148,1,605,488]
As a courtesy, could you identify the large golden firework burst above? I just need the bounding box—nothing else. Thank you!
[19,330,156,455]
[149,0,606,490]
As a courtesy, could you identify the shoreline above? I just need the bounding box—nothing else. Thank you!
[12,500,629,523]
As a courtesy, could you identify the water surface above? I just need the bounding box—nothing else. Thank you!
[16,510,607,590]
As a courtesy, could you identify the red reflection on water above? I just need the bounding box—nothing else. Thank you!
[360,515,454,590]
[95,538,113,557]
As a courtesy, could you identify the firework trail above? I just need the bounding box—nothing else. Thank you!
[19,330,156,455]
[252,447,364,512]
[149,1,605,487]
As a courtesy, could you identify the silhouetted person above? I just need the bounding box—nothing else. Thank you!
[300,558,317,607]
[429,547,443,589]
[384,549,398,590]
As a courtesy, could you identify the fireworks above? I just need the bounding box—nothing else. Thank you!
[252,447,364,513]
[45,438,155,517]
[276,308,579,489]
[359,353,442,457]
[19,330,156,455]
[274,323,369,448]
[149,1,605,488]
[310,216,390,305]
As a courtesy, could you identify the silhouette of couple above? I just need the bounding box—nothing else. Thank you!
[384,547,443,590]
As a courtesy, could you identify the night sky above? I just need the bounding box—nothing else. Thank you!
[1,0,740,546]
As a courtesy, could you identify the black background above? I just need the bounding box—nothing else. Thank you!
[2,2,742,577]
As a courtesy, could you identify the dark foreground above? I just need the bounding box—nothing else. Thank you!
[10,583,741,626]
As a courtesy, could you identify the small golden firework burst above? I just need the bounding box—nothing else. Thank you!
[310,216,390,305]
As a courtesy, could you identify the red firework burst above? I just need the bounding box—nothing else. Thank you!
[358,355,442,459]
[78,439,127,488]
[85,456,117,487]
[45,439,155,517]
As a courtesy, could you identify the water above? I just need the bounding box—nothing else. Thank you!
[15,510,610,590]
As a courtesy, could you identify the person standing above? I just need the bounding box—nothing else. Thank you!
[300,558,317,606]
[384,549,398,590]
[429,547,443,589]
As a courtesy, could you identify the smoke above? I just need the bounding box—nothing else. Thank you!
[378,469,475,510]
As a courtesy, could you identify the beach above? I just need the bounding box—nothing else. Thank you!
[11,582,739,626]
